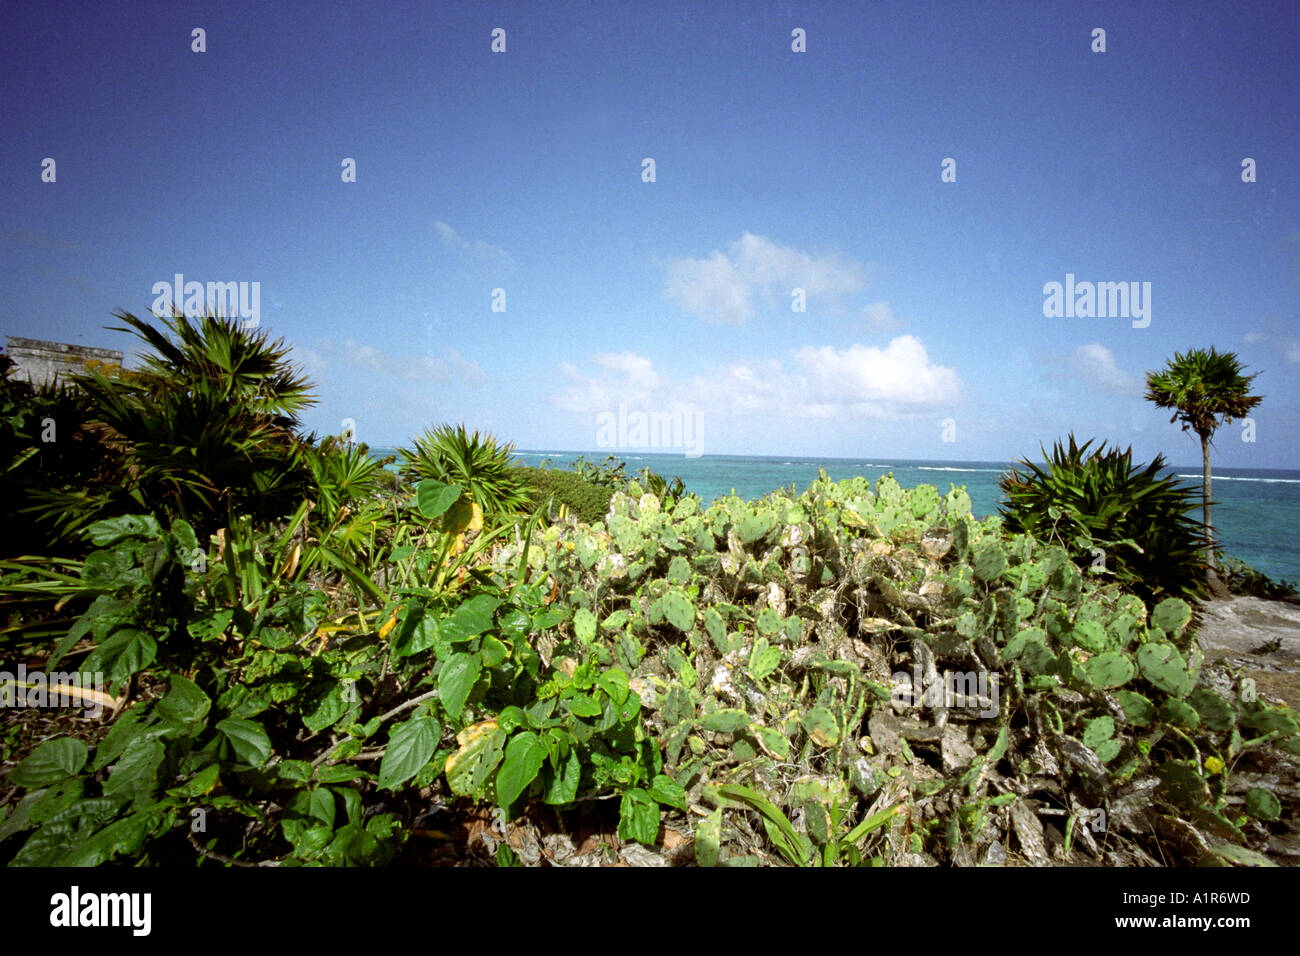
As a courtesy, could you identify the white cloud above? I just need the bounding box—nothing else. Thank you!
[555,335,960,420]
[791,337,961,408]
[861,301,901,332]
[308,338,485,385]
[433,221,514,268]
[1244,325,1300,364]
[1067,343,1143,396]
[445,347,487,385]
[661,233,870,325]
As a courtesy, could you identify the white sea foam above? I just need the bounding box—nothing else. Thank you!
[1176,474,1300,484]
[916,466,1004,473]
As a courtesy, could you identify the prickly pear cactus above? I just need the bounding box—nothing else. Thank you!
[661,588,695,633]
[737,508,778,546]
[748,637,780,680]
[755,607,782,636]
[1136,642,1193,697]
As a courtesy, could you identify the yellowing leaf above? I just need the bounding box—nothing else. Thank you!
[378,613,398,640]
[443,534,467,564]
[279,543,301,579]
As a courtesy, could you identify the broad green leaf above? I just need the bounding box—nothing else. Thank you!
[438,652,482,721]
[496,731,546,808]
[156,674,211,730]
[390,603,439,659]
[618,788,660,845]
[543,747,582,805]
[416,480,463,520]
[86,515,161,546]
[441,595,501,643]
[649,773,687,811]
[216,717,273,767]
[596,666,630,706]
[314,764,368,784]
[567,692,602,718]
[101,738,165,797]
[444,721,507,799]
[168,763,220,797]
[302,683,350,733]
[82,628,157,685]
[377,715,441,791]
[59,812,151,866]
[9,737,88,788]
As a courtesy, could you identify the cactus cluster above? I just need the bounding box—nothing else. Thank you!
[489,470,1297,866]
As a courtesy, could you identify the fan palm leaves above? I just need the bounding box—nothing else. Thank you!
[19,309,318,541]
[1145,348,1263,568]
[110,308,315,421]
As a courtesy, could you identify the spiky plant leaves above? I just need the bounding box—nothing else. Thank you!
[998,434,1209,604]
[399,423,529,515]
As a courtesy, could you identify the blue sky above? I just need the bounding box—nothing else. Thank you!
[2,0,1297,467]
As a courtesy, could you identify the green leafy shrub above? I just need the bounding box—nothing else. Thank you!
[1220,556,1300,600]
[0,352,122,556]
[4,450,1294,867]
[305,439,395,521]
[998,435,1209,604]
[1,490,688,865]
[563,455,690,505]
[567,455,630,489]
[514,466,614,524]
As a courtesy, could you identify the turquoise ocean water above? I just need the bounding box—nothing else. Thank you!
[371,448,1300,586]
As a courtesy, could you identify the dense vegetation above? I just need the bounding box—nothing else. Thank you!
[514,466,614,525]
[998,435,1210,605]
[0,315,1295,866]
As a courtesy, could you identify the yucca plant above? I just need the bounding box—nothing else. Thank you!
[398,424,529,515]
[999,435,1209,604]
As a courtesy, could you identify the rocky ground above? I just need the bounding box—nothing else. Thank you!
[1196,595,1300,710]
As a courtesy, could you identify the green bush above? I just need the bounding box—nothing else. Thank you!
[398,424,530,516]
[515,466,613,524]
[0,352,119,556]
[1221,556,1300,600]
[4,312,316,549]
[998,435,1209,605]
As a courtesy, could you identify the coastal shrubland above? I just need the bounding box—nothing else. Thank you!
[0,316,1296,866]
[514,465,613,524]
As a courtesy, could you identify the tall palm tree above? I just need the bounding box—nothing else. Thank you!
[1144,348,1262,570]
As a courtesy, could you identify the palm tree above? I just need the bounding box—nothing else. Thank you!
[1144,348,1262,570]
[23,309,318,540]
[111,308,315,422]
